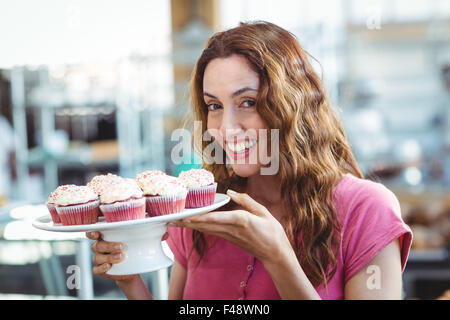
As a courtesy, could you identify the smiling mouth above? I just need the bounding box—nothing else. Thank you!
[226,139,257,153]
[225,139,257,160]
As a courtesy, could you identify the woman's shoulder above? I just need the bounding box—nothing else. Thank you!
[335,173,399,204]
[333,173,402,222]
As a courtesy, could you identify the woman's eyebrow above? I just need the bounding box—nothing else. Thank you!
[231,86,258,98]
[203,87,258,100]
[203,92,217,99]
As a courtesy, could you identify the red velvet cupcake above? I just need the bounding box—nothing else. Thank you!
[136,174,187,217]
[87,173,123,217]
[178,169,217,208]
[53,185,100,225]
[98,178,146,223]
[46,184,77,224]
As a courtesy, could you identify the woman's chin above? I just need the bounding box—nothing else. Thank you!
[230,163,261,178]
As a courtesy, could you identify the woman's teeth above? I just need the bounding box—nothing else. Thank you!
[227,140,257,153]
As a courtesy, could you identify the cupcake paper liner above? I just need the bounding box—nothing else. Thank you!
[145,192,187,217]
[185,182,217,208]
[100,197,146,223]
[56,200,100,225]
[46,203,61,224]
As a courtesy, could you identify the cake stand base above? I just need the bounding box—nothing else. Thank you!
[101,222,173,275]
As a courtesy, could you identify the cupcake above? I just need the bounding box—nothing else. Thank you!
[178,169,217,208]
[53,185,100,225]
[87,173,122,216]
[46,184,76,224]
[136,174,187,217]
[98,177,146,223]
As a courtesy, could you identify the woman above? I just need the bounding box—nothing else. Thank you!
[87,21,412,300]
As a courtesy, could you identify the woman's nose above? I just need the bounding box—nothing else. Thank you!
[219,107,242,139]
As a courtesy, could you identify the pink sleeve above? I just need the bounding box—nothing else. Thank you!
[166,226,188,269]
[341,182,413,283]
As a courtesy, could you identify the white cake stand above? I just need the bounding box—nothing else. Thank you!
[32,193,230,275]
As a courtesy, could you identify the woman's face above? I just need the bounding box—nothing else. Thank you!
[203,54,269,177]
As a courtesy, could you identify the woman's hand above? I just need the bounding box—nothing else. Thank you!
[168,190,292,265]
[86,231,137,282]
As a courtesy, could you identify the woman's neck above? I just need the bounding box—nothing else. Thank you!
[245,173,282,208]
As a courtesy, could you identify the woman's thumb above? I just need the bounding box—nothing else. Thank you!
[226,190,269,216]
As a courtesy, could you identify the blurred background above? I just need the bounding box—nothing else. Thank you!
[0,0,449,300]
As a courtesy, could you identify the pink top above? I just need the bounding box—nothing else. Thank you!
[166,174,413,300]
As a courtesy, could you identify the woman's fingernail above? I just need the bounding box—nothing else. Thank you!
[167,222,176,226]
[184,219,191,224]
[103,264,110,270]
[113,253,122,260]
[227,189,237,195]
[114,244,122,251]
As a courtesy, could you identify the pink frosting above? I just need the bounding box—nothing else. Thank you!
[99,177,143,204]
[47,184,77,204]
[178,169,215,188]
[135,170,166,183]
[137,174,187,196]
[52,185,98,206]
[87,173,122,195]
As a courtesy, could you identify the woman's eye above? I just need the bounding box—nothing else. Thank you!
[240,100,255,108]
[207,103,222,112]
